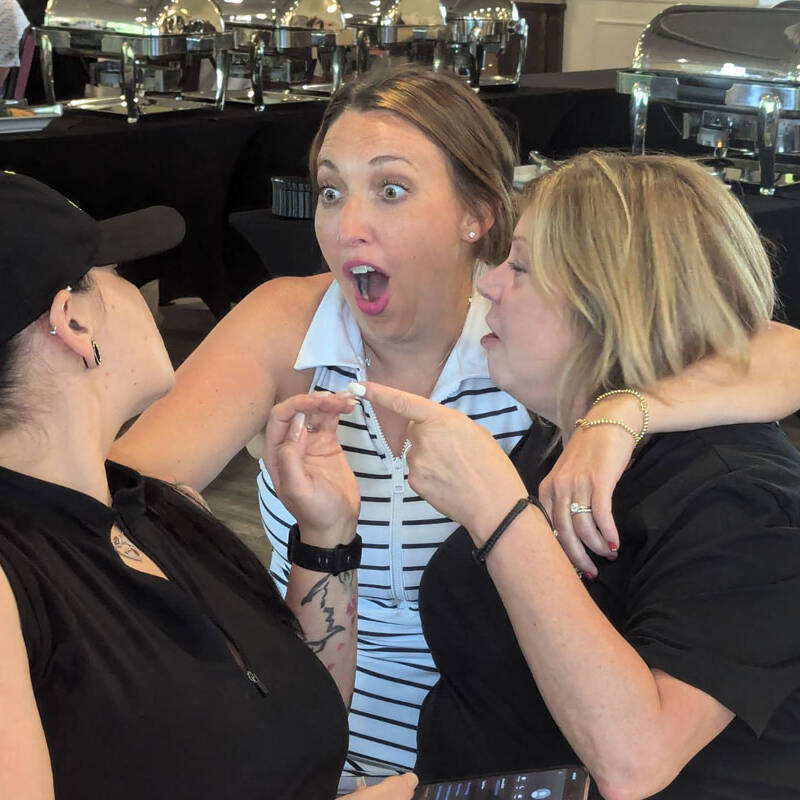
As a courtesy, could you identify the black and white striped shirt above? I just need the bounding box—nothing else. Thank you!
[258,283,531,777]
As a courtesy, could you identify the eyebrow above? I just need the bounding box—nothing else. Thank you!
[317,154,415,172]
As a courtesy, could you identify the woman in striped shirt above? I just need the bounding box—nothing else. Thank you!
[113,66,800,785]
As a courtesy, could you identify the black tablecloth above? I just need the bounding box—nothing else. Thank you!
[740,186,800,328]
[0,70,702,312]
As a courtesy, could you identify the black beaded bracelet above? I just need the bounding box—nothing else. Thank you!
[472,496,554,565]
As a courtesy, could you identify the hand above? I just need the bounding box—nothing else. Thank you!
[263,391,360,547]
[360,382,526,544]
[340,773,418,799]
[539,395,640,575]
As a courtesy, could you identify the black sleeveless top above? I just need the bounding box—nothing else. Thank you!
[417,422,800,799]
[0,461,348,800]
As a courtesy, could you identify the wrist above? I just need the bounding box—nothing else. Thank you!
[288,524,362,575]
[583,393,642,428]
[468,487,530,547]
[577,390,650,445]
[472,497,554,565]
[296,521,358,549]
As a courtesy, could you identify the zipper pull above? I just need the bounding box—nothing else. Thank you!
[392,457,405,493]
[246,670,269,696]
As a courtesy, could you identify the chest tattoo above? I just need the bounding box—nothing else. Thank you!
[111,531,144,562]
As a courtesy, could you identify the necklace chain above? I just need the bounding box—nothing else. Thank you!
[362,294,471,371]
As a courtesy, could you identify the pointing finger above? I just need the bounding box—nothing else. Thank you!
[349,381,437,425]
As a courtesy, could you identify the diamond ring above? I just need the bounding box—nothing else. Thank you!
[569,502,593,514]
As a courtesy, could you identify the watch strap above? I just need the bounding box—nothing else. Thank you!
[287,524,362,576]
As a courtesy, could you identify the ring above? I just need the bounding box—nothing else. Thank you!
[569,502,593,514]
[305,424,317,433]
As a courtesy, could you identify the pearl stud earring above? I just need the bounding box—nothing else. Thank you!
[468,231,476,239]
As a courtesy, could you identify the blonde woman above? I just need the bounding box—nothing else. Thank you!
[113,67,800,781]
[357,153,800,799]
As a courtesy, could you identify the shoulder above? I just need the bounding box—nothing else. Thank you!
[0,526,49,677]
[618,423,800,569]
[627,423,800,511]
[231,274,333,338]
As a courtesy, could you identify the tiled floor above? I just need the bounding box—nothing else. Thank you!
[156,295,800,571]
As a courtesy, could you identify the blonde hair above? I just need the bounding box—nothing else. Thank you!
[309,65,517,266]
[520,152,775,432]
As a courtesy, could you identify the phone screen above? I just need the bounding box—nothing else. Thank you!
[413,767,587,800]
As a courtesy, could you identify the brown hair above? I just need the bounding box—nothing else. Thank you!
[520,152,775,432]
[309,65,518,266]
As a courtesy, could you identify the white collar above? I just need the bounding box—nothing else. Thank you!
[294,281,494,401]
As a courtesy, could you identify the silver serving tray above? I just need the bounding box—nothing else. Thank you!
[66,95,213,115]
[0,101,63,134]
[187,87,328,103]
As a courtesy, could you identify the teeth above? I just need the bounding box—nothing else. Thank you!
[351,265,375,275]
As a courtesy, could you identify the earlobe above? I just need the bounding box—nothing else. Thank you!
[462,202,495,244]
[47,289,96,368]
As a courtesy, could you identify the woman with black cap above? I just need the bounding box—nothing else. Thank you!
[0,171,416,800]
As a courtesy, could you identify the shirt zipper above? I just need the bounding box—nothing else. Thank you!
[363,398,410,604]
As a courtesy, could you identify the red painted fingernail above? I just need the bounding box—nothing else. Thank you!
[608,542,618,552]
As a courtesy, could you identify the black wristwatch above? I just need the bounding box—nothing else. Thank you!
[287,524,362,576]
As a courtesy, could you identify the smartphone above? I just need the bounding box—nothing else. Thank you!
[412,766,590,800]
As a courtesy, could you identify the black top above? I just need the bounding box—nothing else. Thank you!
[0,461,348,800]
[417,422,800,799]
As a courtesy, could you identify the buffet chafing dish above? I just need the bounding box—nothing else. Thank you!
[618,4,800,195]
[378,0,447,60]
[329,0,447,79]
[223,0,352,108]
[34,0,233,123]
[444,0,527,89]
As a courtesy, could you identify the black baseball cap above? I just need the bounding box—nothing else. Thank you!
[0,171,186,343]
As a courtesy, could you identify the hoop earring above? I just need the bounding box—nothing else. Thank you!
[82,340,102,369]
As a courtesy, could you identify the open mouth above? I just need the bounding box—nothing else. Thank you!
[346,263,391,315]
[350,264,389,302]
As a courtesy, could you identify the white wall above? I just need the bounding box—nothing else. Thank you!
[562,0,761,72]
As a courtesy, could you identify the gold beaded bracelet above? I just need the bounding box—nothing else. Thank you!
[574,388,649,444]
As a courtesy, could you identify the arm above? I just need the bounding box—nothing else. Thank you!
[110,275,331,491]
[540,321,800,572]
[263,392,361,703]
[483,509,733,800]
[0,567,54,800]
[362,382,736,800]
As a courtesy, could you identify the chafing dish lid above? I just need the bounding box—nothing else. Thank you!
[380,0,446,28]
[446,0,518,23]
[223,0,345,30]
[44,0,225,34]
[279,0,345,30]
[339,0,380,26]
[633,4,800,84]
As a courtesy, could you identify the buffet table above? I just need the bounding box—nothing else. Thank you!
[2,69,695,314]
